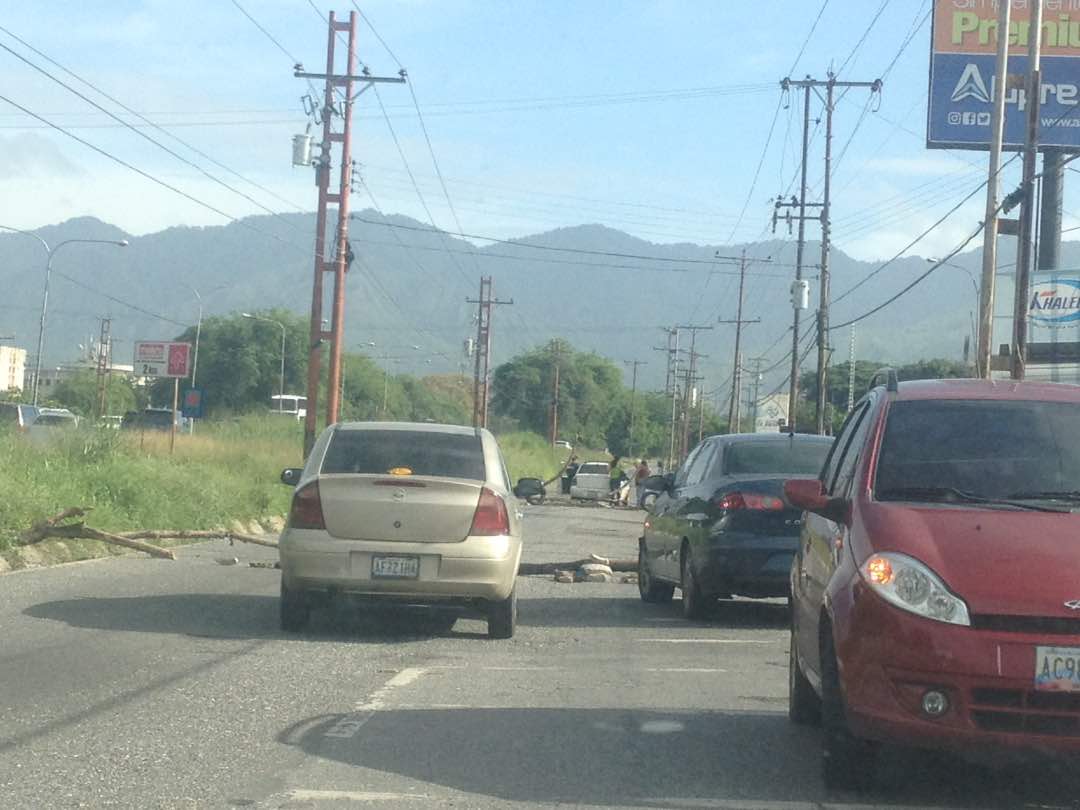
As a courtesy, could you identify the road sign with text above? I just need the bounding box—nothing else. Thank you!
[928,1,1080,151]
[134,341,192,378]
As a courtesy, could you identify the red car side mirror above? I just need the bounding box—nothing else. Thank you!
[784,479,851,525]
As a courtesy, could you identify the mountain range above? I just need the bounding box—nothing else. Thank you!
[2,211,1072,393]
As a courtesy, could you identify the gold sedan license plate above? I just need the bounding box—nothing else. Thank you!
[1035,646,1080,692]
[371,555,419,579]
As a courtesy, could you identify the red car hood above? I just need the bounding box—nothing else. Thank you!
[859,501,1080,617]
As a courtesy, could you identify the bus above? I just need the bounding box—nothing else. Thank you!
[270,394,307,421]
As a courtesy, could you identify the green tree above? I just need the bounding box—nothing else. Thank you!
[800,357,971,430]
[491,340,625,449]
[49,369,138,418]
[156,309,308,414]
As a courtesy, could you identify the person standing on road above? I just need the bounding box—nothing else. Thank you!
[609,457,629,506]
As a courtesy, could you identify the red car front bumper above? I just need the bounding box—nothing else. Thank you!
[834,580,1080,755]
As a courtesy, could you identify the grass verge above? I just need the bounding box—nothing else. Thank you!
[0,416,301,556]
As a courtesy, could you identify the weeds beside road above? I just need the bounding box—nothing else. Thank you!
[0,417,301,551]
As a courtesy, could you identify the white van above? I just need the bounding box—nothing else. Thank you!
[271,394,307,421]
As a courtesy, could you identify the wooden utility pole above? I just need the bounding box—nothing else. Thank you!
[675,325,712,458]
[654,327,681,471]
[95,316,111,419]
[1012,0,1045,380]
[719,249,765,433]
[623,359,646,457]
[977,0,1012,379]
[297,10,406,456]
[466,277,512,428]
[777,74,880,432]
[549,340,565,447]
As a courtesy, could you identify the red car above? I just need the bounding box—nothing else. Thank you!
[785,373,1080,790]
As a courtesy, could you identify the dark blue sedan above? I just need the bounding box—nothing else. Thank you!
[638,432,833,619]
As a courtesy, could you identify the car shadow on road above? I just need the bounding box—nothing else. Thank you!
[23,594,478,643]
[518,594,788,631]
[277,706,1080,808]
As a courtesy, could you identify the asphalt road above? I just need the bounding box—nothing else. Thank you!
[3,503,1080,809]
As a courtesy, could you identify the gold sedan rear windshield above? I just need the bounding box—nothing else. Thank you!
[321,430,486,480]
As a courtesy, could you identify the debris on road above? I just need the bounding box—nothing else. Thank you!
[248,560,281,569]
[18,507,177,560]
[519,554,635,576]
[553,570,575,583]
[229,532,279,549]
[216,557,239,566]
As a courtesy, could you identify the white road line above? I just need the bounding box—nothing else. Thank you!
[324,667,432,739]
[384,666,429,689]
[644,667,728,673]
[640,638,774,644]
[287,789,430,802]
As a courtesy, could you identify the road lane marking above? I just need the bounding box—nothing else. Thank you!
[644,667,728,673]
[324,667,432,739]
[383,666,429,689]
[287,789,430,802]
[640,719,686,734]
[640,638,774,644]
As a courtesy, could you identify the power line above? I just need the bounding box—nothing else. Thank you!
[0,24,310,219]
[829,220,991,332]
[725,92,785,243]
[788,0,831,75]
[0,92,306,253]
[837,0,892,75]
[348,215,801,268]
[229,0,303,64]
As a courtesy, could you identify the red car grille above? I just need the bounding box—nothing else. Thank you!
[970,614,1080,636]
[970,688,1080,737]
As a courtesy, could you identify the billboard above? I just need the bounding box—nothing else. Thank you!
[928,1,1080,150]
[134,341,192,378]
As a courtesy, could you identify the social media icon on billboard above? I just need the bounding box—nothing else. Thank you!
[977,112,991,126]
[962,112,977,125]
[948,112,962,125]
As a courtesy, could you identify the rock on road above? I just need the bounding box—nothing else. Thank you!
[2,504,1079,809]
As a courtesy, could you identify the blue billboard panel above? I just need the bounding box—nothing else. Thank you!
[928,52,1080,150]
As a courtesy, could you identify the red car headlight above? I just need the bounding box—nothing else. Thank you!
[860,552,970,627]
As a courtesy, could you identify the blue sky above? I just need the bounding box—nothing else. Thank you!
[0,0,1075,265]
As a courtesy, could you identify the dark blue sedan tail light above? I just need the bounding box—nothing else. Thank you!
[713,492,785,511]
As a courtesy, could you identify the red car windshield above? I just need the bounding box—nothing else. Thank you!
[875,399,1080,501]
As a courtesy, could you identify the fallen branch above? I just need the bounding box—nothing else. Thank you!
[18,507,91,545]
[518,555,636,576]
[119,529,224,541]
[78,527,176,560]
[230,532,279,549]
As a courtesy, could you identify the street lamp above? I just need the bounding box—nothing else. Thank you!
[928,258,980,356]
[0,225,129,405]
[242,312,286,411]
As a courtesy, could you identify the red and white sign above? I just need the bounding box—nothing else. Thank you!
[134,341,192,378]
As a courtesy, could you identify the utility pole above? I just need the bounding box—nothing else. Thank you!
[95,316,111,419]
[1012,0,1045,381]
[466,276,513,428]
[847,325,857,413]
[750,357,764,432]
[777,74,880,431]
[654,327,681,471]
[675,325,712,457]
[816,78,835,436]
[977,0,1012,379]
[549,340,566,447]
[623,359,646,457]
[697,374,707,443]
[719,249,766,433]
[298,10,406,456]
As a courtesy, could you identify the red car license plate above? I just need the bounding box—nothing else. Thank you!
[1035,646,1080,692]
